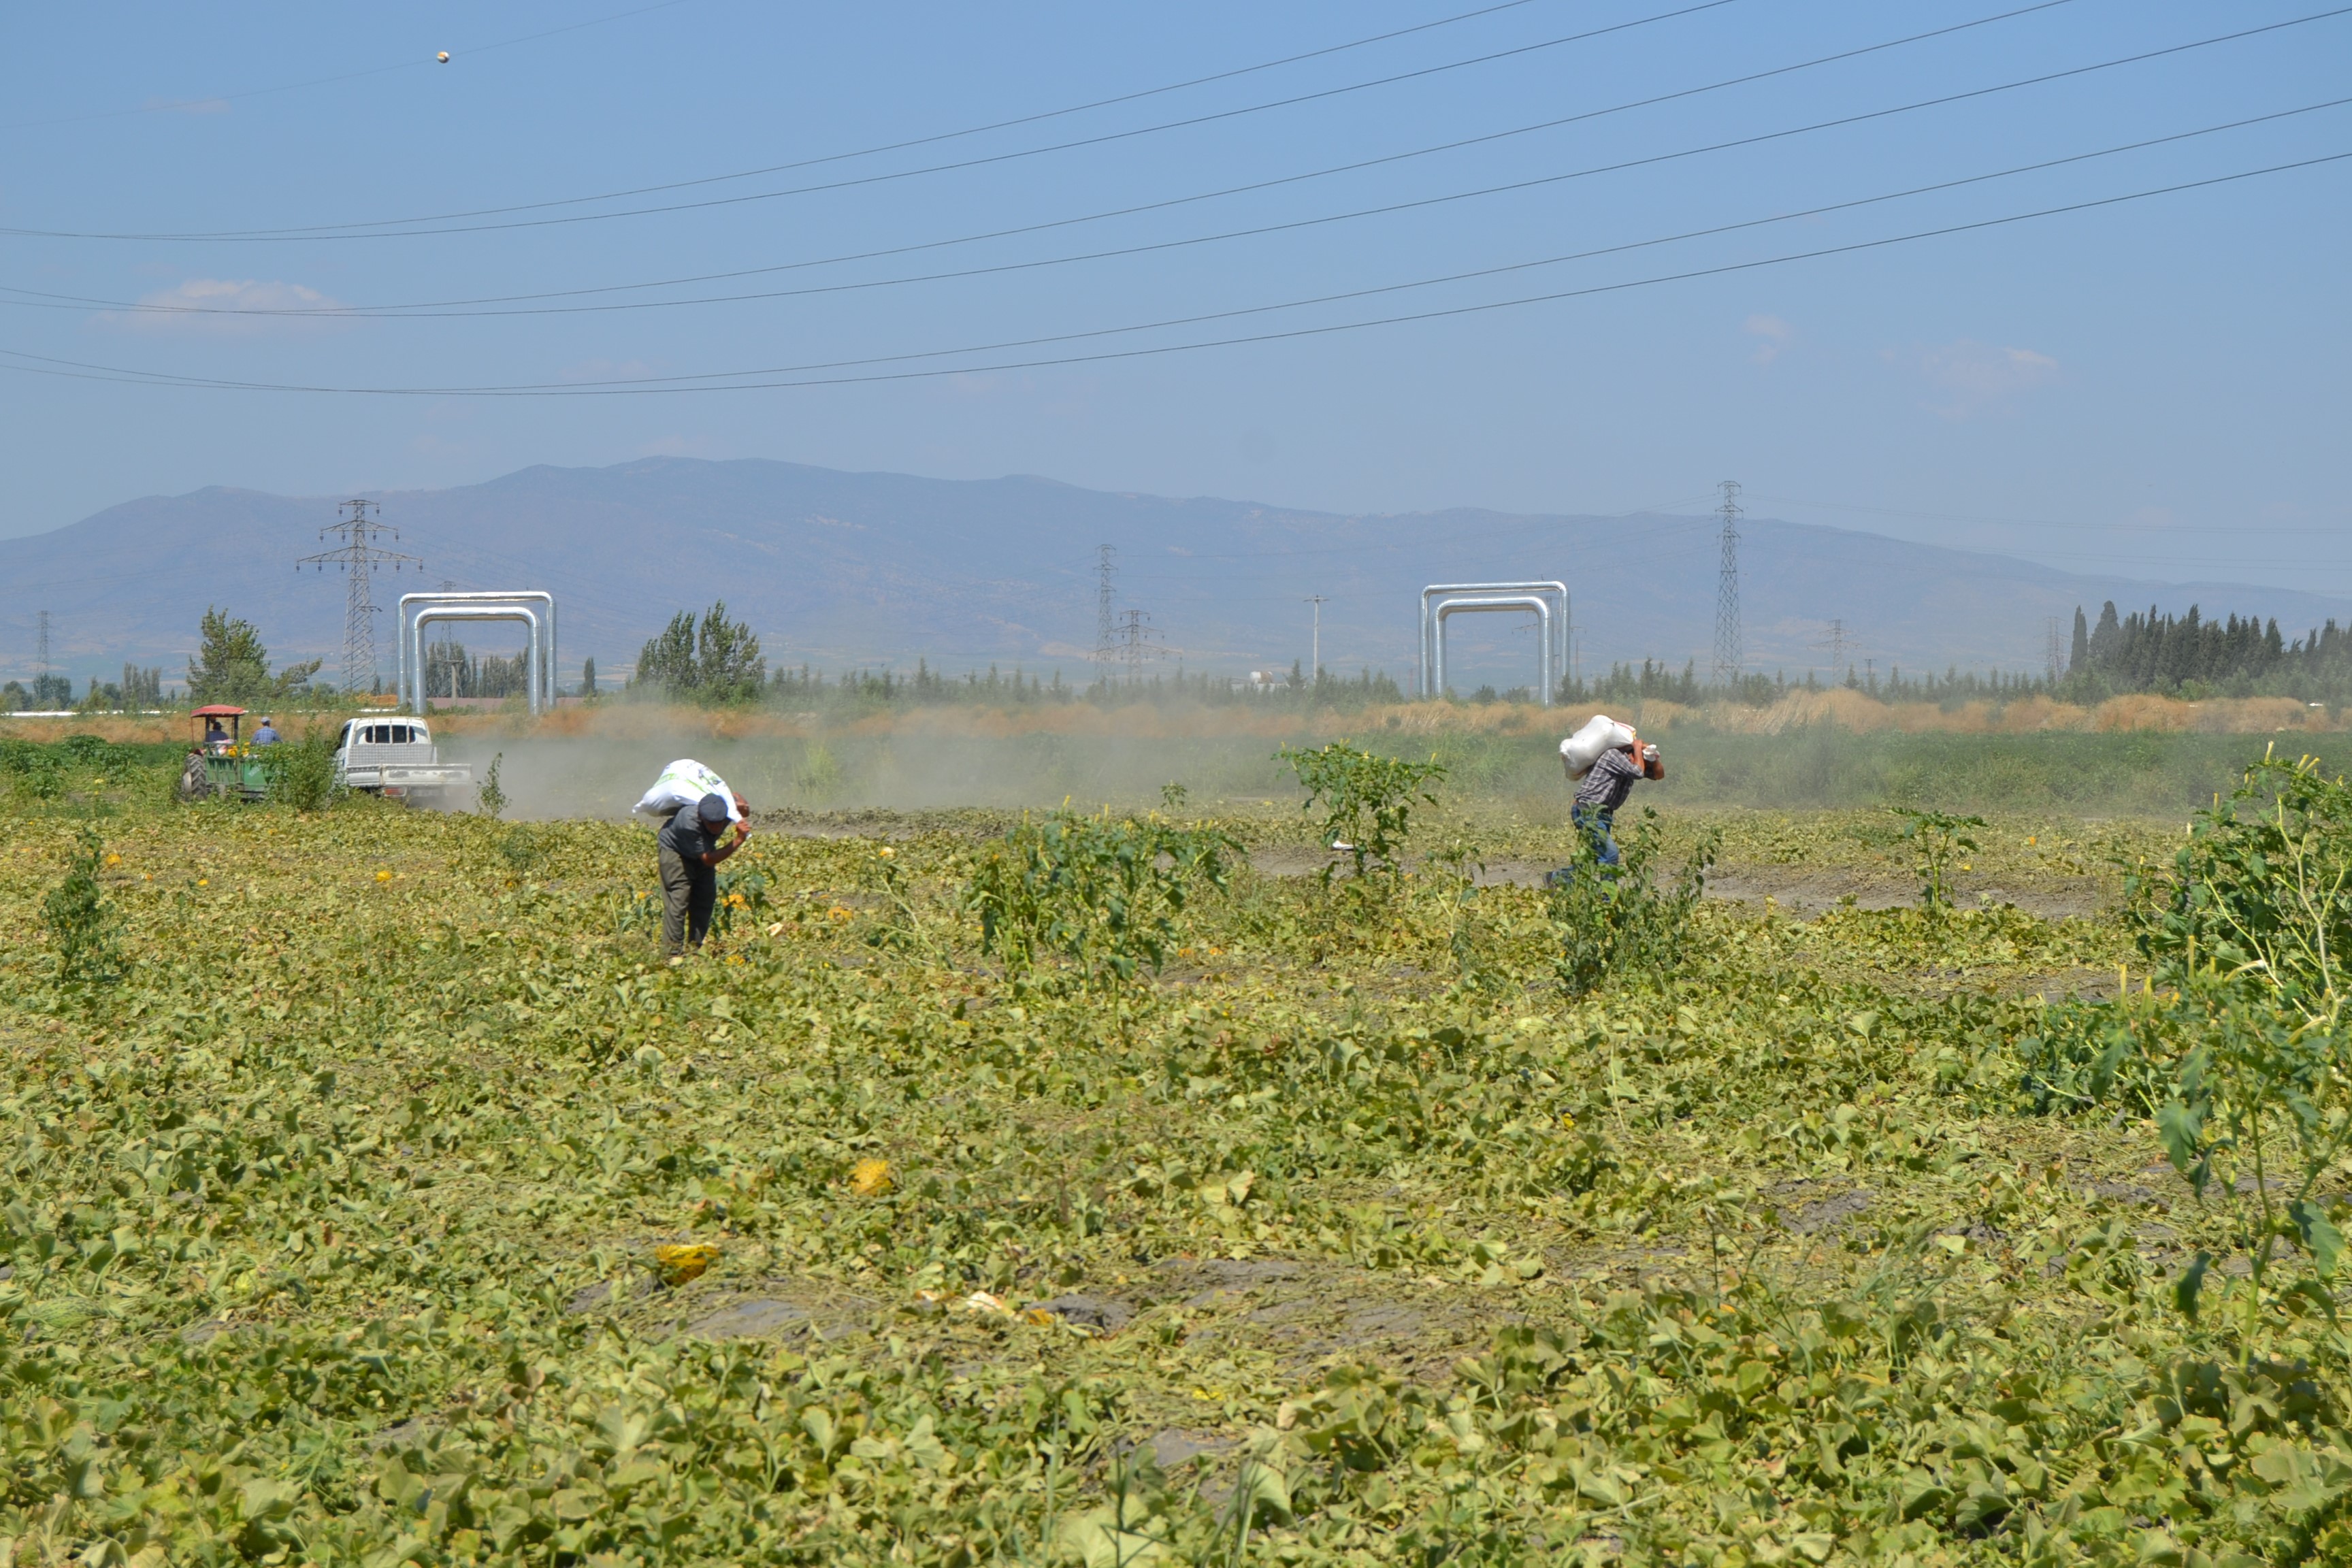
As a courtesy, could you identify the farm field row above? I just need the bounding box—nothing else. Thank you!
[3,734,2349,1565]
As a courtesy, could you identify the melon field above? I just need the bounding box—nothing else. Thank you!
[7,726,2352,1566]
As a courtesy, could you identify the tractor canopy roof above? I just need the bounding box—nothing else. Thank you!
[192,705,248,717]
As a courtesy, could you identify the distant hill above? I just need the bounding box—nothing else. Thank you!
[5,457,2345,694]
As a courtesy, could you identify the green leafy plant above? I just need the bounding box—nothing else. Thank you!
[2154,1001,2352,1316]
[1548,807,1718,994]
[858,844,943,959]
[477,751,507,819]
[2129,752,2352,1024]
[495,823,546,875]
[1891,806,1984,915]
[42,826,124,986]
[1424,836,1496,993]
[967,808,1239,994]
[1279,740,1445,882]
[714,858,774,938]
[262,725,341,813]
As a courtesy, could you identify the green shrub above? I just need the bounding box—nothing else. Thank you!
[1890,805,1984,915]
[1279,740,1444,883]
[263,726,341,813]
[477,752,507,819]
[1548,806,1718,995]
[2129,752,2352,1022]
[42,826,123,987]
[968,808,1239,995]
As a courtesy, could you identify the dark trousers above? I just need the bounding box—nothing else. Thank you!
[659,845,717,953]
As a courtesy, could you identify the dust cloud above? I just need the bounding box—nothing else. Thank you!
[424,704,1367,823]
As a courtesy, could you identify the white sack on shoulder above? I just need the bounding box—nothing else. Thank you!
[1559,715,1636,779]
[632,758,741,823]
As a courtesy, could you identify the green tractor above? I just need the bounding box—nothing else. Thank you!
[177,705,273,802]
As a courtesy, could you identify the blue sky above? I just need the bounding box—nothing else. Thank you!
[1,0,2345,593]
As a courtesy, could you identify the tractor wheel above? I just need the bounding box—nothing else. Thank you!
[176,753,208,802]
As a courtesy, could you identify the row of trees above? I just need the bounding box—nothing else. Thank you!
[50,595,2345,717]
[2061,601,2342,699]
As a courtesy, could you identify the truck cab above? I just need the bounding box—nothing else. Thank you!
[334,715,472,805]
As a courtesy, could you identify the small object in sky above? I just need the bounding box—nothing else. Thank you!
[436,51,451,64]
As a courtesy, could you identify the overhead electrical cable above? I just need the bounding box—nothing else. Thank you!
[1,0,2093,242]
[1,150,2340,397]
[17,86,2342,325]
[0,0,704,133]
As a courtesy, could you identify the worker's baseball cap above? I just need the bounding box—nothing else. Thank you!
[695,792,730,826]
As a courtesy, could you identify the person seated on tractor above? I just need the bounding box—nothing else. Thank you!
[252,716,280,746]
[203,717,228,749]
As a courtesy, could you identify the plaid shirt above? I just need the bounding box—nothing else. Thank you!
[1573,747,1643,811]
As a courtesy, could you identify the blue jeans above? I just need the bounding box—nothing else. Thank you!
[1573,804,1620,868]
[1544,805,1620,889]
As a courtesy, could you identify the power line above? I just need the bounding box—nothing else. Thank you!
[10,148,2340,399]
[20,5,2261,322]
[0,0,1768,242]
[42,80,2346,326]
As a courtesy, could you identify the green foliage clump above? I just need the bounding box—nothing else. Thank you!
[1280,740,1444,882]
[261,725,341,813]
[2131,753,2352,1022]
[476,751,506,819]
[1891,804,1984,915]
[968,808,1238,994]
[1548,806,1718,994]
[42,826,122,986]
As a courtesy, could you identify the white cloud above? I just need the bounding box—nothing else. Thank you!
[1914,338,2059,419]
[1744,313,1794,364]
[101,278,346,335]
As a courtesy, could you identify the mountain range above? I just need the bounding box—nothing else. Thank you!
[6,457,2344,694]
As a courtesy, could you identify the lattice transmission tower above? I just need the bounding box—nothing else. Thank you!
[1117,607,1159,685]
[1093,545,1117,678]
[1811,617,1850,677]
[1712,480,1742,687]
[298,500,421,694]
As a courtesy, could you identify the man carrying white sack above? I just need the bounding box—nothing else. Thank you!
[632,760,751,956]
[1552,715,1664,883]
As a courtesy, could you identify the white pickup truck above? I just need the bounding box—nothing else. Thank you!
[333,716,473,805]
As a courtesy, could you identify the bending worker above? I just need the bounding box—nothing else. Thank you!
[659,791,751,954]
[1569,724,1664,873]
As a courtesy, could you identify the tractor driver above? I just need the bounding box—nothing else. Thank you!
[657,791,751,956]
